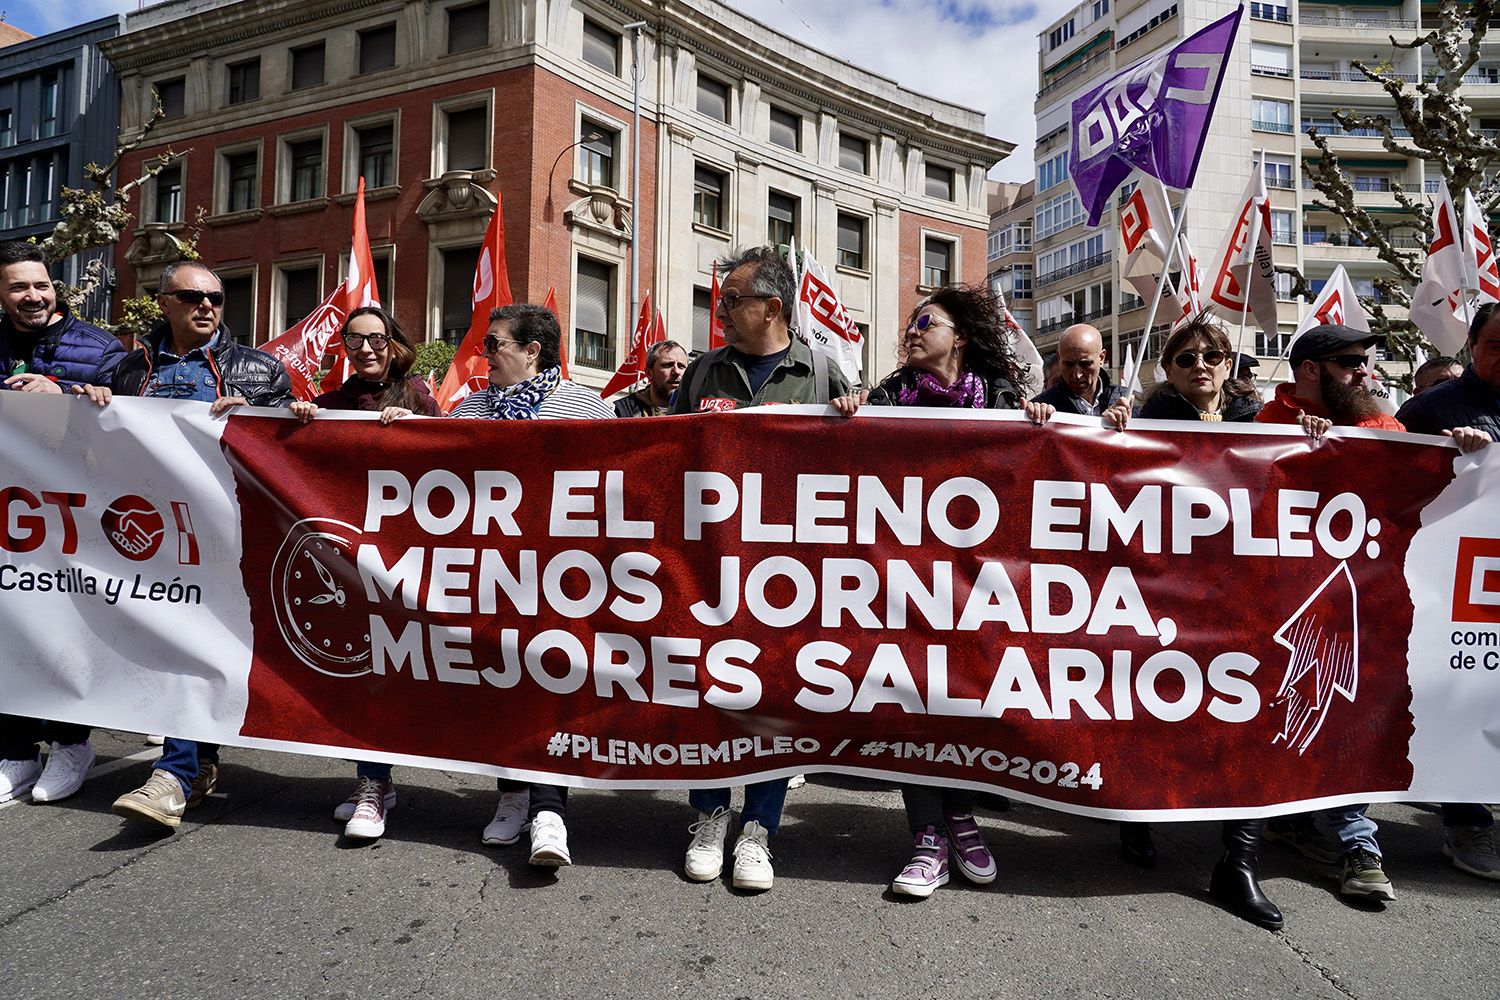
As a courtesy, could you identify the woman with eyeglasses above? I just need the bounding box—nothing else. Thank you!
[1099,315,1284,931]
[834,284,1052,899]
[289,306,438,841]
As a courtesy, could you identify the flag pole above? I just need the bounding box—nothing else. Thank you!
[1134,185,1194,374]
[1231,150,1264,382]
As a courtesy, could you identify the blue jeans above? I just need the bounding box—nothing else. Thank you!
[156,738,219,795]
[1442,803,1494,827]
[690,779,789,834]
[1314,804,1380,857]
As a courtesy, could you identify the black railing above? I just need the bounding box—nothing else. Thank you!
[1036,251,1112,287]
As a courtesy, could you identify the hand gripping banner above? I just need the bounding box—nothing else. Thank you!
[1,393,1497,820]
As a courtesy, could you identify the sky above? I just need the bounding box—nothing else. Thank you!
[3,0,1072,180]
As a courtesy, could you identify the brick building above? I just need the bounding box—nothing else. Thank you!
[101,0,1010,386]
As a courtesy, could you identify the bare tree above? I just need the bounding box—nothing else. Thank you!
[1293,0,1495,371]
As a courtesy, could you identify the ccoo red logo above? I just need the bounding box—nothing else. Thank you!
[101,495,165,561]
[1454,537,1500,624]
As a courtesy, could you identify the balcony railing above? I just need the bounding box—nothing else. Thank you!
[1300,14,1416,30]
[1036,250,1113,287]
[1426,179,1441,193]
[1302,120,1413,139]
[1249,7,1290,24]
[1253,119,1293,134]
[1038,49,1112,100]
[1304,232,1423,249]
[1252,65,1291,78]
[1265,177,1295,189]
[1300,70,1417,83]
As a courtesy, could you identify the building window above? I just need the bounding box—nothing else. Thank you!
[1270,210,1295,245]
[1048,19,1075,50]
[222,272,256,345]
[768,190,798,247]
[1263,156,1293,190]
[579,123,617,188]
[447,2,489,55]
[276,263,322,333]
[290,43,326,90]
[39,74,59,139]
[154,164,183,224]
[923,237,953,287]
[155,78,185,119]
[769,107,800,151]
[224,150,259,213]
[1009,265,1034,300]
[1250,42,1291,78]
[692,286,712,353]
[1092,0,1109,18]
[694,166,726,230]
[574,257,616,369]
[839,133,869,175]
[1038,150,1070,192]
[696,74,730,122]
[925,163,956,201]
[1250,2,1289,22]
[286,137,324,203]
[227,59,260,106]
[0,110,11,147]
[1273,270,1294,301]
[1252,98,1292,133]
[438,244,481,342]
[354,121,395,189]
[581,18,620,74]
[439,102,489,173]
[837,212,867,270]
[359,24,397,74]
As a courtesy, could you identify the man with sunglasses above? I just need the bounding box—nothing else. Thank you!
[1256,323,1402,432]
[0,242,129,805]
[1029,324,1131,416]
[75,259,291,829]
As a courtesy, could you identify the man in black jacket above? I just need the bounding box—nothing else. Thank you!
[76,259,290,828]
[1030,324,1131,415]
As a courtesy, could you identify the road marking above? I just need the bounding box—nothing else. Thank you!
[0,747,160,812]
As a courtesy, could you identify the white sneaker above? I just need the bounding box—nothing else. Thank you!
[787,774,806,790]
[343,777,394,840]
[32,741,95,803]
[144,734,165,745]
[482,790,530,846]
[333,779,397,822]
[685,807,732,881]
[0,758,43,803]
[528,810,571,867]
[732,820,774,891]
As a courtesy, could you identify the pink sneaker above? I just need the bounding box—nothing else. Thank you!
[892,826,949,898]
[343,777,394,840]
[945,811,997,884]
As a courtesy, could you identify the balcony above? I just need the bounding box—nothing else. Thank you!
[1300,70,1417,84]
[1301,120,1413,149]
[1300,14,1416,31]
[1038,48,1112,101]
[1252,64,1292,79]
[1253,119,1293,134]
[1036,250,1113,288]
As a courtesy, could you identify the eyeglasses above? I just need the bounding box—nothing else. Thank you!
[483,334,525,355]
[165,289,225,308]
[342,332,391,351]
[907,313,955,334]
[717,292,773,311]
[1171,349,1228,370]
[1318,354,1370,370]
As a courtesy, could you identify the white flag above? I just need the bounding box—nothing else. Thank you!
[1120,178,1182,312]
[996,289,1043,398]
[1290,265,1368,350]
[1207,156,1279,334]
[1121,343,1144,397]
[1464,191,1500,306]
[1409,184,1469,354]
[794,248,864,382]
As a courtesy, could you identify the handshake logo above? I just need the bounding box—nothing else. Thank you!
[100,495,199,565]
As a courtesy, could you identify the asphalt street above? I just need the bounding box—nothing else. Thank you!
[2,729,1497,1000]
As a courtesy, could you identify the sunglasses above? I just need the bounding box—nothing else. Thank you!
[342,332,391,351]
[1318,354,1370,370]
[718,292,773,311]
[482,334,525,355]
[1171,350,1228,370]
[166,289,225,307]
[907,313,955,333]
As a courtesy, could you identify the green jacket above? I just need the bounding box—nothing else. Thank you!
[671,336,850,413]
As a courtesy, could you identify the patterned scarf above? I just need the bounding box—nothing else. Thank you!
[896,370,987,409]
[487,366,561,420]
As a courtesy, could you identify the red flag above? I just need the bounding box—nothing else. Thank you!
[652,306,666,347]
[261,178,380,400]
[600,290,651,398]
[543,286,567,380]
[708,267,726,349]
[435,196,513,413]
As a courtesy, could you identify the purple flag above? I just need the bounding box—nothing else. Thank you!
[1069,7,1242,226]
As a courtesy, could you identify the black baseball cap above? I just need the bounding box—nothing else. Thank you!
[1290,324,1383,366]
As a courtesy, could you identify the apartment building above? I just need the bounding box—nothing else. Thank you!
[987,180,1035,337]
[1031,0,1470,388]
[100,0,1011,387]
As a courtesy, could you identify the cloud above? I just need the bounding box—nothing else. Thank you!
[4,0,136,37]
[734,0,1072,180]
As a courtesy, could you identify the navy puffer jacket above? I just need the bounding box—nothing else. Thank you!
[0,306,127,389]
[1395,367,1500,441]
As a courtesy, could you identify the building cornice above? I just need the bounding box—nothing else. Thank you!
[100,0,391,71]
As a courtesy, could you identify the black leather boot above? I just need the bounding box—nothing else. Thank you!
[1210,819,1283,930]
[1119,821,1156,868]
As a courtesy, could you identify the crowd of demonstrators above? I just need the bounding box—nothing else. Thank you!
[291,306,438,840]
[615,340,688,418]
[0,243,125,805]
[0,240,1497,923]
[832,283,1053,898]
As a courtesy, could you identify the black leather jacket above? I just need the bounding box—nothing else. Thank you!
[107,321,292,407]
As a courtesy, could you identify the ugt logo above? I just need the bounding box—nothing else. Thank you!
[1454,537,1500,624]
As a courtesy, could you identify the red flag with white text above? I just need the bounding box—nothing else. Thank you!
[435,197,514,412]
[708,267,726,350]
[600,290,651,399]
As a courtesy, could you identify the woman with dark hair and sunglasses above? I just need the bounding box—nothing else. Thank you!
[1100,314,1284,931]
[834,284,1052,898]
[290,306,438,840]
